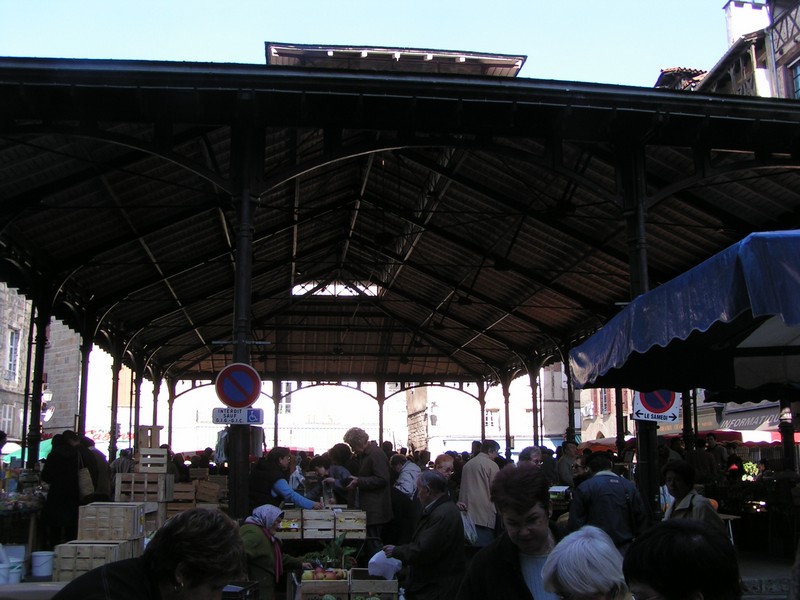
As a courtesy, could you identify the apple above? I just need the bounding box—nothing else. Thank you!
[301,571,314,581]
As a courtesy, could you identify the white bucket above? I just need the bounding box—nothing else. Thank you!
[8,558,23,584]
[31,551,55,578]
[0,563,9,585]
[3,545,25,574]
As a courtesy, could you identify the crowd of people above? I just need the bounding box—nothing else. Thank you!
[239,430,754,599]
[38,427,767,600]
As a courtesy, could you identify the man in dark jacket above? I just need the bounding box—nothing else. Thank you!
[456,465,563,600]
[384,470,465,600]
[567,452,649,555]
[343,427,392,557]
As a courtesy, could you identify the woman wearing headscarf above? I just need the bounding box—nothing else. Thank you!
[240,504,311,600]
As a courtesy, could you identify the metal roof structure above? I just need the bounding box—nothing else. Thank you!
[1,56,800,388]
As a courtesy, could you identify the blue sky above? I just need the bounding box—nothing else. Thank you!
[0,1,730,87]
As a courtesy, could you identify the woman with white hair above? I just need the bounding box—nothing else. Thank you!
[542,525,630,600]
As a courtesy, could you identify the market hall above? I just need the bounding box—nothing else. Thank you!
[1,35,800,594]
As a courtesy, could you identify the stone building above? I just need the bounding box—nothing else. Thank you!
[0,284,31,443]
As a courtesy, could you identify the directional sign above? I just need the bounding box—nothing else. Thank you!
[215,362,262,408]
[212,407,265,425]
[633,390,679,423]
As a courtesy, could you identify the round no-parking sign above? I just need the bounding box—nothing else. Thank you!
[215,362,262,408]
[638,390,675,414]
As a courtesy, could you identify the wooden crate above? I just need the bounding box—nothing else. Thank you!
[349,568,398,600]
[173,481,197,501]
[78,502,145,540]
[196,480,220,503]
[297,578,348,600]
[54,539,142,582]
[189,467,209,480]
[115,473,175,502]
[145,502,167,532]
[302,509,334,539]
[208,475,228,499]
[276,508,302,540]
[166,501,196,518]
[136,425,163,449]
[195,502,220,511]
[334,510,366,540]
[135,448,169,474]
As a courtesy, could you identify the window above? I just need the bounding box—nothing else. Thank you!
[1,404,14,437]
[279,381,293,414]
[6,328,20,380]
[792,63,800,99]
[599,388,609,415]
[485,409,498,429]
[292,280,379,297]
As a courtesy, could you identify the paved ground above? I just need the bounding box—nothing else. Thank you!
[740,550,794,599]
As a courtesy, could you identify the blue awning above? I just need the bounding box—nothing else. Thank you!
[569,231,800,394]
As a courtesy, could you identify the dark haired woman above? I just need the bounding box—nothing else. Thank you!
[249,447,322,511]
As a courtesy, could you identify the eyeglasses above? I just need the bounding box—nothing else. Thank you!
[571,464,586,470]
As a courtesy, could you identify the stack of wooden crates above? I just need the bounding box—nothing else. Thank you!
[53,502,146,582]
[114,426,174,531]
[166,458,224,517]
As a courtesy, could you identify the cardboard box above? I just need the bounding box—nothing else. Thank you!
[115,473,175,502]
[78,502,145,540]
[349,568,398,600]
[54,539,143,582]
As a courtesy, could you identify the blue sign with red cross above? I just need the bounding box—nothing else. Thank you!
[215,362,262,408]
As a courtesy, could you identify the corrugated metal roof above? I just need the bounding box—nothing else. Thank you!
[1,57,800,385]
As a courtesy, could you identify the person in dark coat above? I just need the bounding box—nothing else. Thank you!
[41,434,81,547]
[384,470,466,600]
[456,465,563,600]
[343,427,393,558]
[62,429,99,505]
